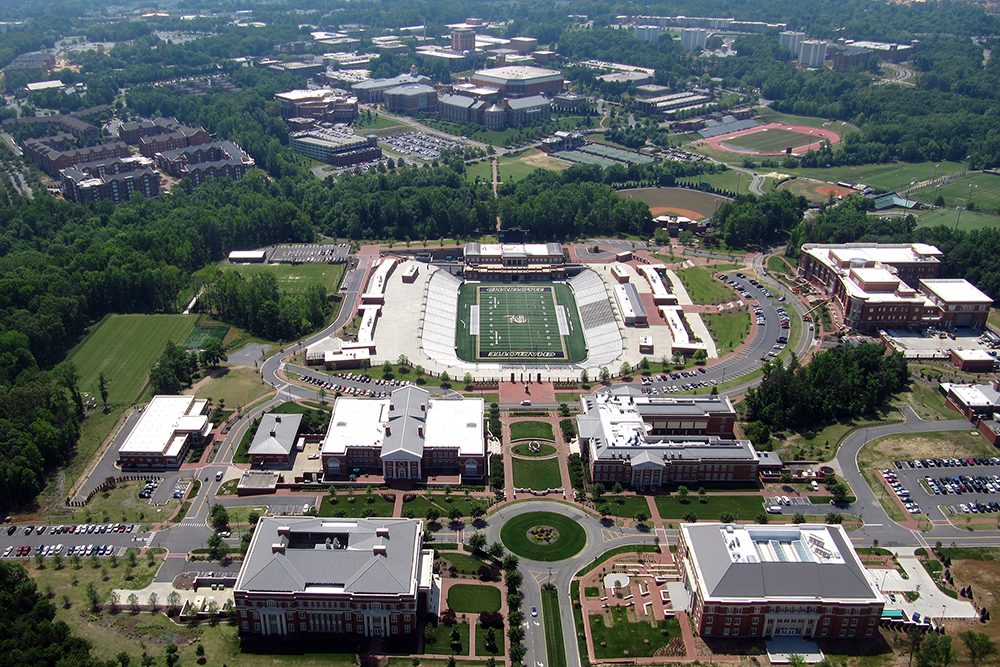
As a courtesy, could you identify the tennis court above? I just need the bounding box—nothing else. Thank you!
[456,283,586,362]
[183,324,230,349]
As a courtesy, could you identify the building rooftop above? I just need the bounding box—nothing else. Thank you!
[236,517,423,595]
[119,395,210,457]
[383,83,436,96]
[683,523,881,602]
[465,242,563,258]
[506,94,550,110]
[247,413,303,457]
[473,65,561,81]
[919,279,993,305]
[953,348,995,362]
[941,382,1000,408]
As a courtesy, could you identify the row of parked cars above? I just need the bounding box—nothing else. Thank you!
[926,474,1000,495]
[881,469,923,514]
[7,522,136,536]
[896,457,1000,469]
[300,374,396,398]
[2,543,117,558]
[956,501,1000,514]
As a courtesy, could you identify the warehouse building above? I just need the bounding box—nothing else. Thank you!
[118,395,212,469]
[470,65,563,97]
[680,523,883,639]
[235,517,438,638]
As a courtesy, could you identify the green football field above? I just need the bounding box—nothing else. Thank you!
[455,283,586,363]
[720,128,817,153]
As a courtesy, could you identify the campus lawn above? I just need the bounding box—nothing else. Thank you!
[184,366,271,410]
[676,266,739,305]
[423,621,471,656]
[512,442,557,457]
[910,172,1000,211]
[598,495,651,519]
[465,160,493,183]
[767,254,796,276]
[474,623,505,657]
[213,262,346,295]
[896,378,960,421]
[353,113,404,130]
[511,458,562,490]
[776,414,899,462]
[755,108,862,135]
[784,160,966,193]
[913,207,1000,232]
[404,494,488,519]
[677,169,752,195]
[447,584,501,613]
[703,310,751,356]
[319,493,395,518]
[654,494,765,521]
[509,420,555,441]
[497,149,570,182]
[541,586,568,667]
[500,511,587,561]
[440,551,492,576]
[589,607,680,659]
[56,479,179,525]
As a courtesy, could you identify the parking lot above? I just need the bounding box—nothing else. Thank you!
[886,456,1000,519]
[1,521,146,560]
[381,131,463,159]
[269,243,349,264]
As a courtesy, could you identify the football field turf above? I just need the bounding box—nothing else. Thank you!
[456,283,586,362]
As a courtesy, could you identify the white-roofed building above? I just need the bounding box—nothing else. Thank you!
[228,249,267,263]
[234,516,437,638]
[463,242,565,280]
[118,395,212,469]
[919,279,992,330]
[320,387,485,481]
[470,65,563,97]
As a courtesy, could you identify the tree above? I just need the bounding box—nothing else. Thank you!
[426,508,441,524]
[634,511,649,525]
[677,485,690,504]
[961,632,996,667]
[200,337,227,368]
[619,361,632,377]
[248,510,260,527]
[793,513,806,524]
[918,632,953,667]
[830,482,851,505]
[449,507,463,523]
[469,532,487,553]
[167,590,181,613]
[98,371,110,412]
[439,371,451,386]
[599,366,611,383]
[206,533,226,561]
[488,541,505,561]
[148,592,159,610]
[580,369,589,384]
[127,592,139,613]
[209,503,229,531]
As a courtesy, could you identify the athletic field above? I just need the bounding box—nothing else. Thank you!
[456,283,586,362]
[702,123,841,157]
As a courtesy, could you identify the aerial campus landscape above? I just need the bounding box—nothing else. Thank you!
[8,3,1000,667]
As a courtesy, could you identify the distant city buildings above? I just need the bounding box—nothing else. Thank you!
[634,25,661,43]
[779,30,806,55]
[681,28,710,52]
[798,40,828,68]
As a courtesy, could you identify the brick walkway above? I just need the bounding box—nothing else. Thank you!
[498,379,556,404]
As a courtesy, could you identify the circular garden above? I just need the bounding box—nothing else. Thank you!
[511,442,557,457]
[500,511,586,562]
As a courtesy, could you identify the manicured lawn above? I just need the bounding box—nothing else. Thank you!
[404,494,488,519]
[654,494,765,521]
[785,160,966,193]
[500,511,587,561]
[542,586,568,667]
[776,412,899,461]
[440,551,492,576]
[511,458,562,490]
[474,622,505,657]
[911,172,1000,212]
[319,493,395,518]
[185,366,271,410]
[755,108,861,135]
[512,442,557,457]
[589,607,680,659]
[598,495,652,519]
[576,545,661,577]
[447,584,501,613]
[721,127,823,153]
[67,313,197,408]
[354,113,404,130]
[218,262,346,295]
[676,266,739,305]
[767,255,796,276]
[703,310,751,356]
[509,420,555,441]
[57,479,179,525]
[677,169,752,196]
[423,621,470,656]
[913,207,1000,232]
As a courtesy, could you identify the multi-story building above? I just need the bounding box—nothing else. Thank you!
[680,523,884,639]
[247,413,303,469]
[118,117,209,146]
[155,140,255,186]
[463,242,566,280]
[61,155,160,204]
[798,243,991,331]
[117,395,212,469]
[23,135,131,176]
[470,65,563,98]
[509,37,539,53]
[798,40,828,68]
[351,73,431,103]
[504,95,551,126]
[680,28,709,52]
[288,129,382,166]
[383,84,438,114]
[779,31,806,55]
[234,517,438,638]
[320,386,486,482]
[274,89,359,123]
[451,28,476,53]
[635,25,661,43]
[4,111,101,140]
[138,126,212,158]
[576,387,775,487]
[438,93,486,124]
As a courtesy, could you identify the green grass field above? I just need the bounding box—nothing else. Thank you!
[499,511,587,561]
[509,420,555,441]
[590,608,680,659]
[456,283,586,363]
[703,311,751,356]
[913,207,1000,232]
[511,458,562,490]
[541,587,568,667]
[447,584,502,614]
[67,314,197,407]
[512,442,557,457]
[755,108,861,135]
[785,161,966,193]
[911,172,1000,212]
[221,262,346,295]
[720,127,820,153]
[677,170,752,196]
[182,324,229,349]
[676,266,739,305]
[654,494,765,520]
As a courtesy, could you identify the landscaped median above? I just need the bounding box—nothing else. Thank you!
[500,511,587,561]
[541,586,567,667]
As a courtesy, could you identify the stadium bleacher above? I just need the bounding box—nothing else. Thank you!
[568,271,624,367]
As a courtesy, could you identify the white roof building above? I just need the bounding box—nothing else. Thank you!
[118,395,211,461]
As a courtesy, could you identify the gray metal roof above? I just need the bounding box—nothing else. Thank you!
[506,94,550,110]
[439,93,476,109]
[621,282,647,319]
[684,523,881,602]
[381,386,428,459]
[236,517,422,595]
[248,413,302,456]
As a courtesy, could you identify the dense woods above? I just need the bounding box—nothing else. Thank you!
[201,270,328,341]
[712,190,807,248]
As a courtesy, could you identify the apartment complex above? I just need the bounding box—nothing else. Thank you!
[118,117,212,158]
[61,155,160,204]
[155,140,255,185]
[235,517,437,638]
[24,134,130,176]
[680,523,883,639]
[320,387,486,482]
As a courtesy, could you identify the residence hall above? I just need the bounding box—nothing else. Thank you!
[117,395,212,469]
[798,243,992,331]
[234,517,437,638]
[575,387,776,487]
[680,523,883,639]
[463,242,565,280]
[320,386,485,481]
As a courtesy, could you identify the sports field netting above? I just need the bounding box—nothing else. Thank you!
[456,283,587,362]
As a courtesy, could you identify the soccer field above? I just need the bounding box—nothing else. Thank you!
[720,128,817,153]
[456,283,586,363]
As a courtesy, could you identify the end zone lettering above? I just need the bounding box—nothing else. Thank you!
[484,351,562,358]
[482,286,548,293]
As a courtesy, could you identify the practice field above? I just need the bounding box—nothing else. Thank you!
[66,314,197,407]
[456,283,586,363]
[214,262,345,295]
[705,123,841,157]
[911,172,1000,212]
[617,186,728,221]
[778,177,857,203]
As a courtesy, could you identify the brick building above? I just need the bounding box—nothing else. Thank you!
[288,129,381,167]
[155,140,254,186]
[919,279,992,331]
[320,386,486,482]
[61,155,160,204]
[24,134,130,176]
[235,517,438,638]
[680,523,884,639]
[247,413,303,469]
[117,395,212,470]
[274,89,359,123]
[383,84,438,114]
[470,65,563,98]
[575,387,770,487]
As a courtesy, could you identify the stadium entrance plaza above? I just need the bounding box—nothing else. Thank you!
[371,259,718,379]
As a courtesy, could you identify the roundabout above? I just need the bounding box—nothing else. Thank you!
[499,510,587,562]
